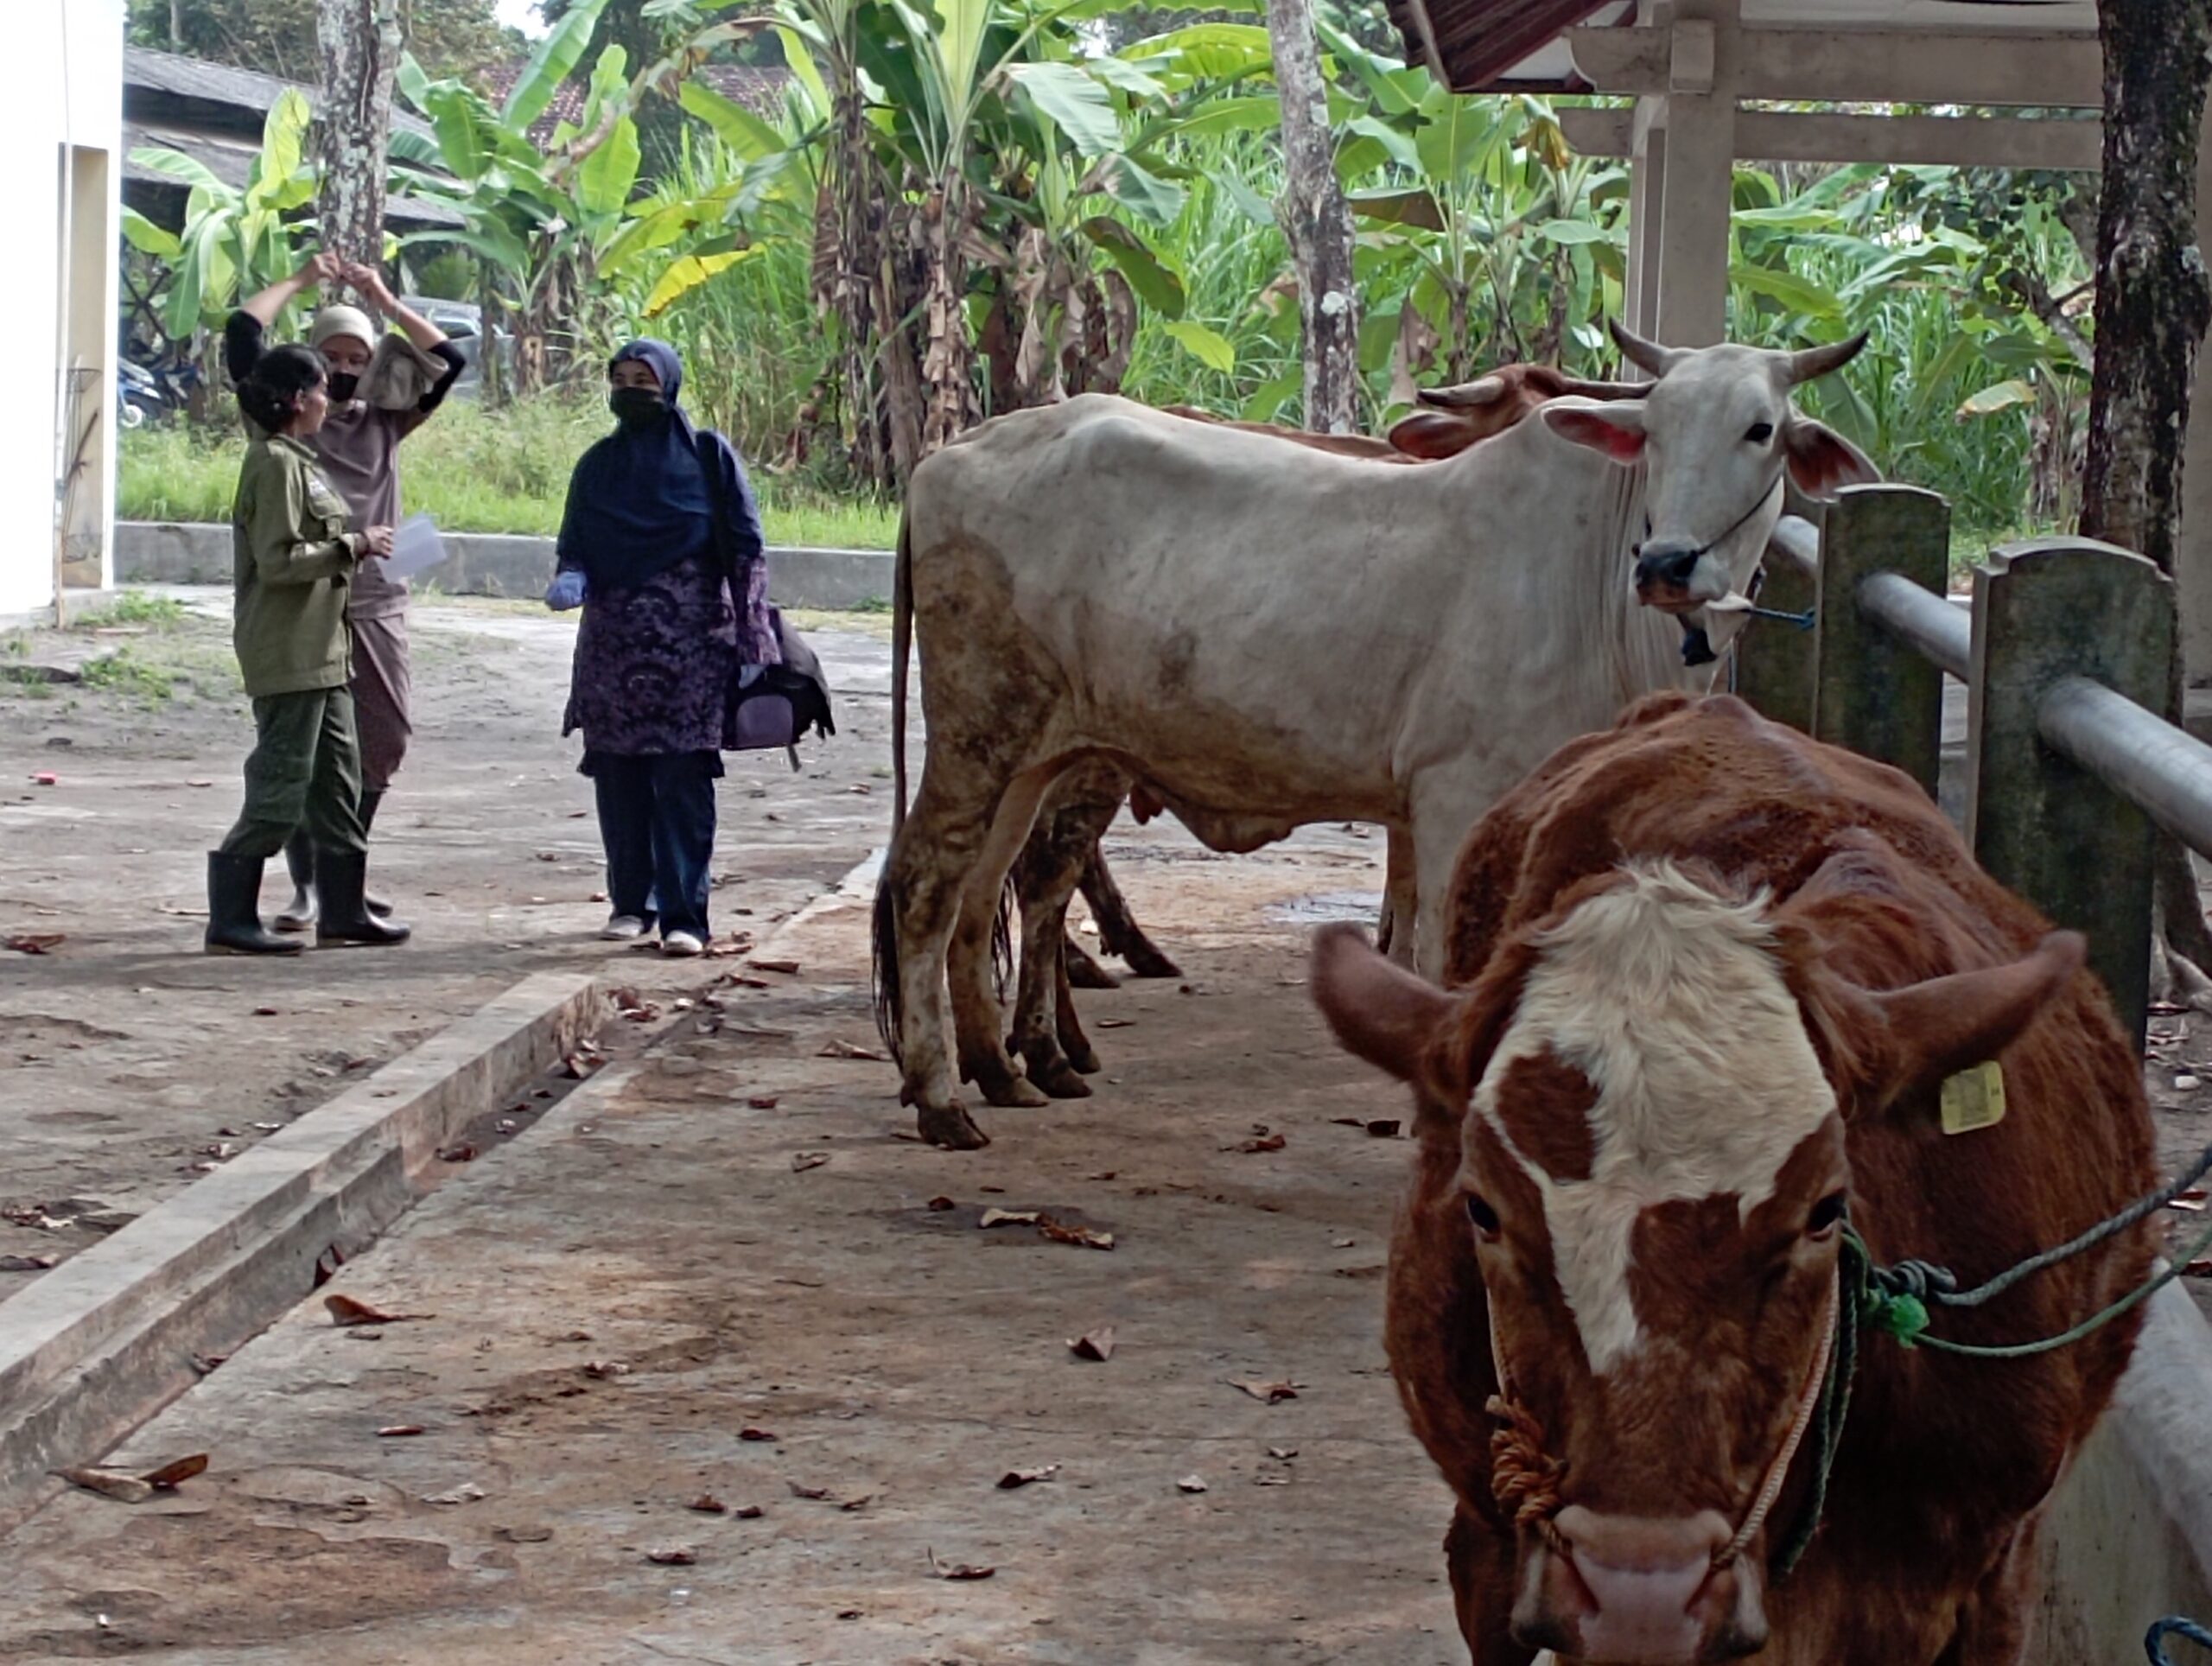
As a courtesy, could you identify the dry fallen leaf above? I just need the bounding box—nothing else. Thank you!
[739,1427,778,1443]
[325,1294,430,1327]
[1364,1119,1403,1138]
[55,1467,153,1504]
[1068,1326,1116,1363]
[752,958,801,976]
[926,1196,957,1212]
[1038,1218,1116,1251]
[997,1466,1060,1490]
[733,1504,766,1519]
[689,1494,730,1515]
[4,933,65,956]
[791,1152,830,1173]
[377,1425,428,1439]
[582,1360,631,1380]
[2186,1258,2212,1277]
[426,1482,486,1506]
[1230,1378,1301,1405]
[787,1482,831,1501]
[0,1254,57,1272]
[646,1545,697,1566]
[1268,1446,1300,1461]
[495,1524,553,1544]
[1177,1475,1209,1495]
[141,1454,209,1490]
[817,1039,887,1062]
[978,1208,1042,1230]
[839,1494,874,1512]
[930,1549,996,1581]
[748,1096,781,1110]
[1097,1018,1135,1030]
[436,1143,478,1164]
[1236,1134,1287,1154]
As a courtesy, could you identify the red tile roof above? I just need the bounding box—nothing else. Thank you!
[1385,0,1618,92]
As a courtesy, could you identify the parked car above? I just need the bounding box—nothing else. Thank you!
[397,295,512,397]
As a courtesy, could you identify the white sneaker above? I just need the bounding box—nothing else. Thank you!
[662,930,705,957]
[601,913,650,941]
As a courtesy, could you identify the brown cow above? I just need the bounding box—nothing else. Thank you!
[1311,691,2154,1663]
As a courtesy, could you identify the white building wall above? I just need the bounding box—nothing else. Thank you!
[0,0,124,619]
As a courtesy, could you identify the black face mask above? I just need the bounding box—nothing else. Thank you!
[327,372,361,404]
[610,387,666,428]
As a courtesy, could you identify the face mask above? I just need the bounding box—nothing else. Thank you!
[327,372,361,404]
[610,386,665,427]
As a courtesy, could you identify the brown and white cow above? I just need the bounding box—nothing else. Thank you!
[1312,691,2156,1664]
[877,325,1874,1148]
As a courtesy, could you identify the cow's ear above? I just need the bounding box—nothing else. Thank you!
[1784,413,1878,498]
[1866,932,2085,1104]
[1544,398,1647,463]
[1311,923,1458,1094]
[1388,410,1484,461]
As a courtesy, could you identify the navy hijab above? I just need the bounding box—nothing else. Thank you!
[557,339,716,591]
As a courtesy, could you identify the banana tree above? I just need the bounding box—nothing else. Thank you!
[127,88,319,341]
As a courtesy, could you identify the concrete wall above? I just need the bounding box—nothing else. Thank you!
[115,523,896,612]
[2033,1287,2212,1662]
[3,0,123,617]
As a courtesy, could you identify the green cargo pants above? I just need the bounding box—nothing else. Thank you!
[217,687,369,861]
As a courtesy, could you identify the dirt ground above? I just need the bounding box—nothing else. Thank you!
[0,592,895,1281]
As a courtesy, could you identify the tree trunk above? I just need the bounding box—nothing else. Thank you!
[2079,0,2212,978]
[315,0,403,323]
[1266,0,1360,434]
[169,0,185,50]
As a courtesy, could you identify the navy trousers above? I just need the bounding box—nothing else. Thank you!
[591,750,720,940]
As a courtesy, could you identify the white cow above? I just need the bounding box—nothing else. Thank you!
[874,324,1875,1148]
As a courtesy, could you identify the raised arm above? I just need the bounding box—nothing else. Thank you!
[227,252,341,384]
[346,263,448,352]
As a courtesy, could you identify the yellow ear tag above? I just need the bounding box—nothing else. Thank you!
[1939,1061,2007,1135]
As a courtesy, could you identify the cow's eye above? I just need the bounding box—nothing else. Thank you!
[1807,1192,1847,1239]
[1465,1192,1502,1241]
[1745,421,1775,446]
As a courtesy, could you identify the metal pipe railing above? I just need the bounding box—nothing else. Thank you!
[1768,514,1819,581]
[2038,676,2212,862]
[1858,569,1970,681]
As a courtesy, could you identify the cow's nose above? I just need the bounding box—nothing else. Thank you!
[1533,1506,1763,1665]
[1635,542,1703,592]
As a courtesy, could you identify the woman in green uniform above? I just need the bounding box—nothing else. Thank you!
[205,344,411,956]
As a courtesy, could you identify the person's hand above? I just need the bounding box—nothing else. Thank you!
[344,262,398,312]
[545,569,587,612]
[360,525,397,559]
[298,251,342,289]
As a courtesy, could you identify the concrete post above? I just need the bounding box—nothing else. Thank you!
[1813,485,1952,797]
[1967,540,2171,1047]
[1624,100,1667,348]
[1652,2,1738,348]
[1732,517,1819,732]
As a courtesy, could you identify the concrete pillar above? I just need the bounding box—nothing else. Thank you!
[2180,110,2212,690]
[1651,1,1738,348]
[1624,99,1667,348]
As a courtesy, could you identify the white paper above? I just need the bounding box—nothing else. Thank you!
[381,513,447,581]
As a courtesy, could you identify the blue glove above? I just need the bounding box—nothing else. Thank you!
[545,569,586,612]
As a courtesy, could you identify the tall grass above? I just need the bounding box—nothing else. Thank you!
[118,401,899,549]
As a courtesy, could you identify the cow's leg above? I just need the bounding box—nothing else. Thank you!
[1082,838,1180,980]
[1413,801,1467,985]
[1931,1510,2048,1666]
[1444,1505,1537,1666]
[947,769,1056,1111]
[1008,800,1099,1100]
[1055,937,1103,1075]
[1063,929,1120,989]
[1379,824,1419,969]
[881,776,1007,1148]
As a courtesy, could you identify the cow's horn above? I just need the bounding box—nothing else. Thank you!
[1783,332,1870,385]
[1609,317,1684,378]
[1560,377,1649,402]
[1418,375,1507,410]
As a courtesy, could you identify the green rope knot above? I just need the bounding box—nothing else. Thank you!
[1861,1287,1930,1347]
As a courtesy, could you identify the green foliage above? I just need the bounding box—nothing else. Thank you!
[127,0,521,82]
[117,410,900,548]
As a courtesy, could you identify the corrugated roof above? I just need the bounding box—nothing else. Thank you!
[124,45,434,141]
[1386,0,1620,91]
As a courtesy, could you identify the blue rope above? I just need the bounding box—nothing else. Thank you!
[2149,1617,2212,1663]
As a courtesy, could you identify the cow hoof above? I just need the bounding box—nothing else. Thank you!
[972,1057,1051,1109]
[1122,948,1182,980]
[1067,955,1120,991]
[1065,1045,1103,1076]
[919,1103,991,1150]
[1038,1062,1093,1100]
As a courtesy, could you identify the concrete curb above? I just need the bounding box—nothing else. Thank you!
[0,970,606,1535]
[112,523,896,611]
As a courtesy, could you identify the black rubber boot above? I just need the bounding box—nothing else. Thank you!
[205,852,304,957]
[359,790,393,919]
[315,849,410,947]
[274,830,317,932]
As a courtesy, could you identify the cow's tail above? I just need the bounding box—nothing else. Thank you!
[871,512,917,1064]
